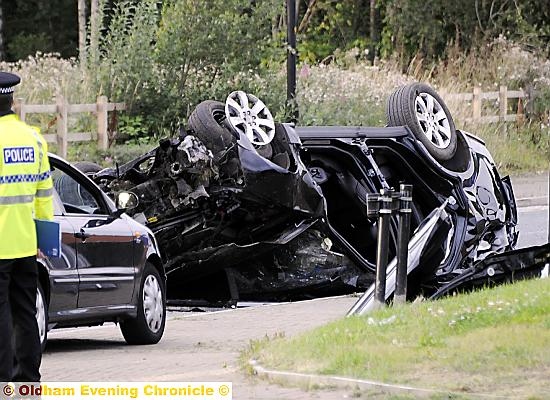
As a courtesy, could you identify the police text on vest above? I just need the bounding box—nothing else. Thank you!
[3,147,35,164]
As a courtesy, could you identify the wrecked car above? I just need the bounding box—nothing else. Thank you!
[89,84,549,304]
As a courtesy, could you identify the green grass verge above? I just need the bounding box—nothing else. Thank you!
[247,278,550,398]
[460,123,549,175]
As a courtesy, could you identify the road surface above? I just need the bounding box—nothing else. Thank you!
[38,201,548,399]
[516,205,548,249]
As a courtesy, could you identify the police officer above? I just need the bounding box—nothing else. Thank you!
[0,72,53,382]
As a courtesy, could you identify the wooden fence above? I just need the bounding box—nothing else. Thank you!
[13,95,125,158]
[444,86,532,135]
[10,87,531,156]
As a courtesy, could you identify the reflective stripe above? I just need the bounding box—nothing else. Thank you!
[36,188,53,198]
[0,171,51,184]
[0,194,34,205]
[38,171,51,181]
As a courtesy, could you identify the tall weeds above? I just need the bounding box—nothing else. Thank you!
[0,38,547,173]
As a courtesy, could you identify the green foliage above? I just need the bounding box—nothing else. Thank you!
[297,0,375,64]
[2,0,547,175]
[117,114,152,145]
[296,61,402,127]
[154,0,284,121]
[2,0,78,61]
[471,124,549,174]
[91,0,285,132]
[6,33,53,61]
[532,85,550,119]
[3,0,550,77]
[93,0,161,113]
[0,53,91,103]
[381,0,550,65]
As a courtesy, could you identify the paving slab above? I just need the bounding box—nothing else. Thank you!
[42,296,359,399]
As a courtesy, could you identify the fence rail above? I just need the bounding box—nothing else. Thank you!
[443,86,531,135]
[13,95,125,158]
[10,87,531,157]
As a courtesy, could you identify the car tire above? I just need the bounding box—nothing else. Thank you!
[188,100,236,155]
[386,82,457,161]
[120,263,166,345]
[188,100,273,159]
[36,281,48,352]
[74,161,103,176]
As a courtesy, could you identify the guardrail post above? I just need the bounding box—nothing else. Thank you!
[56,94,68,159]
[365,184,413,310]
[374,188,394,308]
[499,85,508,136]
[97,95,109,150]
[395,184,413,304]
[13,97,26,122]
[472,87,481,121]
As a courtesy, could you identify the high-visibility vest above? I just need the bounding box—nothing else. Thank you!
[0,113,54,259]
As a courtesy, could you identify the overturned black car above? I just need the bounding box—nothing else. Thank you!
[90,84,549,304]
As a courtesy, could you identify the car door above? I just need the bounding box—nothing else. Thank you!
[45,189,80,317]
[50,160,136,309]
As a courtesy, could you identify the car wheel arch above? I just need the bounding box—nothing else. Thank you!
[37,260,51,307]
[146,255,166,283]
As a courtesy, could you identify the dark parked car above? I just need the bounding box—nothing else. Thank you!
[36,154,166,348]
[91,84,549,304]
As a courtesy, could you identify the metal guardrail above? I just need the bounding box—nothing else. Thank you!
[365,184,413,308]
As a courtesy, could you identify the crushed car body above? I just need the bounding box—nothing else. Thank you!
[91,85,549,303]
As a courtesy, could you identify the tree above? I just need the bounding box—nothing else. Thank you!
[381,0,550,65]
[78,0,86,62]
[2,0,78,61]
[90,0,99,64]
[369,0,376,63]
[0,0,4,61]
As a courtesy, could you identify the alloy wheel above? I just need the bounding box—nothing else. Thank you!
[225,91,275,146]
[414,92,452,149]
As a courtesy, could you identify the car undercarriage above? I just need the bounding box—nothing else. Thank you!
[90,85,549,305]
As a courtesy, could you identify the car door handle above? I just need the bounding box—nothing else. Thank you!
[74,229,91,240]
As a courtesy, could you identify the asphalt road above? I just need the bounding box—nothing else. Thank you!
[36,167,550,399]
[40,202,548,390]
[516,205,549,249]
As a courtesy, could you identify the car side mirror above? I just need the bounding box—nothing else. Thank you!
[116,191,139,211]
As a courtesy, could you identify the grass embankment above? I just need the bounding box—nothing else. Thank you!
[248,278,550,398]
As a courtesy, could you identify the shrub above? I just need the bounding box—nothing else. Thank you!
[0,53,91,103]
[7,33,54,61]
[91,0,284,133]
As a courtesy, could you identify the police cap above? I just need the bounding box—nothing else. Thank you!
[0,72,21,95]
